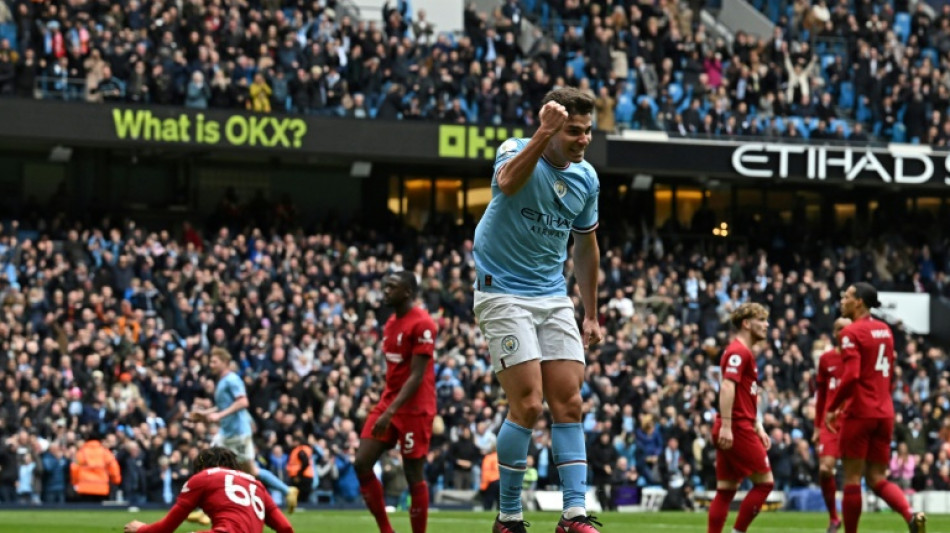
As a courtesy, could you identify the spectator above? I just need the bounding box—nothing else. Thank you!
[16,450,37,504]
[479,444,499,511]
[40,442,69,503]
[249,73,272,113]
[590,431,619,511]
[92,65,124,103]
[185,71,211,109]
[70,430,121,502]
[789,438,816,489]
[889,442,917,490]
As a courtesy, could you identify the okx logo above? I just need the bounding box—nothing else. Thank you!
[439,125,525,159]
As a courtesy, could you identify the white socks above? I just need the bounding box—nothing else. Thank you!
[563,507,587,520]
[499,512,524,522]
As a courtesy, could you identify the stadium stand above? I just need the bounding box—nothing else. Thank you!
[0,0,949,145]
[2,0,950,514]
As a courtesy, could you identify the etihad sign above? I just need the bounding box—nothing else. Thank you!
[731,143,943,184]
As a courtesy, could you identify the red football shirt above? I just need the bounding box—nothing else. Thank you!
[829,315,895,419]
[379,306,437,416]
[138,467,293,533]
[719,339,759,422]
[814,348,843,424]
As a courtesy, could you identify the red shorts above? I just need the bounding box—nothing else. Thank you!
[360,405,433,459]
[839,417,893,464]
[817,426,840,458]
[712,418,770,481]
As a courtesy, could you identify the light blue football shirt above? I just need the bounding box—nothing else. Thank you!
[473,137,600,297]
[215,371,253,437]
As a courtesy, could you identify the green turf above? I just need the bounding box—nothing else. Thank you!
[0,509,945,532]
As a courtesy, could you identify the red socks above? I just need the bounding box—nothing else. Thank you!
[707,489,736,533]
[359,471,394,533]
[820,474,839,522]
[872,480,913,522]
[842,484,862,533]
[733,482,773,532]
[409,481,429,533]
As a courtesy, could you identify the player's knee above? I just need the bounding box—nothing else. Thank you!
[512,398,544,426]
[819,465,834,479]
[550,393,583,422]
[353,455,373,475]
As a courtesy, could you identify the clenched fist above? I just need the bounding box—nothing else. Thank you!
[539,101,569,136]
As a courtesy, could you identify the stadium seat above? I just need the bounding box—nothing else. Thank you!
[838,82,855,110]
[667,82,683,104]
[895,13,911,44]
[856,97,872,122]
[0,23,15,51]
[829,118,851,138]
[636,95,659,118]
[568,54,587,78]
[615,94,635,128]
[893,123,907,142]
[921,47,939,67]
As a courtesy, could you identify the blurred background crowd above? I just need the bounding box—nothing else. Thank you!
[1,182,950,509]
[1,0,950,513]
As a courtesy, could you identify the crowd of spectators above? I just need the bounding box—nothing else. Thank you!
[2,0,950,145]
[1,186,950,509]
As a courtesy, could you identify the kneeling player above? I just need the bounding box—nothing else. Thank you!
[124,447,293,533]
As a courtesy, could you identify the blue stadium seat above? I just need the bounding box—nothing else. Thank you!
[676,86,693,114]
[895,13,911,44]
[920,47,939,67]
[829,118,851,138]
[820,54,835,81]
[0,23,15,51]
[668,83,683,104]
[636,95,659,117]
[856,97,872,122]
[615,97,635,129]
[893,123,907,143]
[568,54,586,78]
[838,82,855,110]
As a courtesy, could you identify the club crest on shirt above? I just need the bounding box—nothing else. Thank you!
[553,178,568,198]
[501,335,520,355]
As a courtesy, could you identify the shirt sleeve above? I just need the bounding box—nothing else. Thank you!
[721,350,747,384]
[492,138,525,180]
[229,374,248,399]
[262,483,295,533]
[138,475,204,533]
[572,175,599,233]
[411,318,437,357]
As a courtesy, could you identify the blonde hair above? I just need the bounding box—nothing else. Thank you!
[210,347,232,364]
[730,302,768,329]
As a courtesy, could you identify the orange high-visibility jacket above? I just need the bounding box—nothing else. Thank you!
[71,440,121,496]
[286,445,314,479]
[480,451,499,491]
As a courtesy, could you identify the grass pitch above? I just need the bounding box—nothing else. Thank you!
[0,509,946,532]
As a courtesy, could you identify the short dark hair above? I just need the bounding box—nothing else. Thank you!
[541,87,595,116]
[730,302,769,329]
[194,447,240,472]
[851,282,881,309]
[394,270,418,296]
